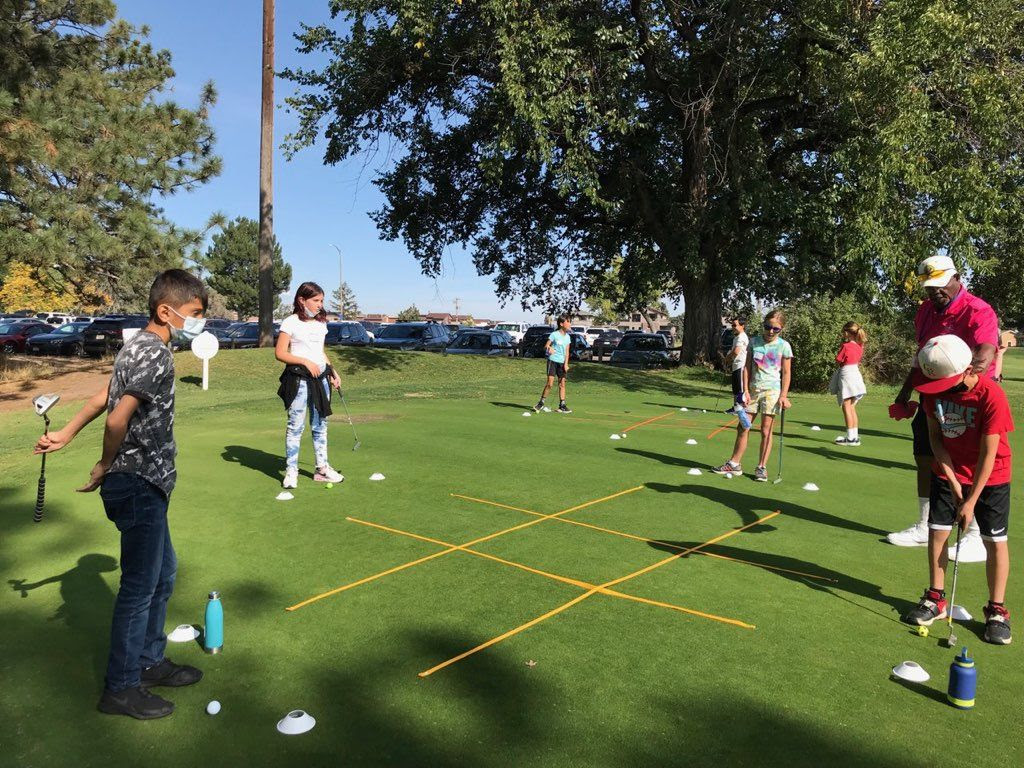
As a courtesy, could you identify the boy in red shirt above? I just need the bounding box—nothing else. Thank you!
[902,334,1012,644]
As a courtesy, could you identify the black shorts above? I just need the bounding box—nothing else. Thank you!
[730,368,744,398]
[929,476,1010,542]
[546,360,567,379]
[912,400,933,457]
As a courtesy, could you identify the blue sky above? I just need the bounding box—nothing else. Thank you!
[117,0,545,322]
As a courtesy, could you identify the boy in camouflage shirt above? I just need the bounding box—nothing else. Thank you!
[35,270,209,719]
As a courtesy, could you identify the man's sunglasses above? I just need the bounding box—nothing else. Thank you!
[763,324,781,332]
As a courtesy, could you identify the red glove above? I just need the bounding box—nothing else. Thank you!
[888,401,919,421]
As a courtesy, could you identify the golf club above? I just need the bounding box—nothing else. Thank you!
[32,394,60,523]
[773,406,785,484]
[339,392,361,451]
[944,523,963,648]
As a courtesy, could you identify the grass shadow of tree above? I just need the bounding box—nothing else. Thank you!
[221,445,312,483]
[335,347,410,375]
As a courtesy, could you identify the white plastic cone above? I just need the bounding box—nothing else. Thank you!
[802,482,819,491]
[610,434,621,440]
[687,468,702,476]
[892,661,929,684]
[369,473,386,481]
[686,438,698,445]
[276,491,294,501]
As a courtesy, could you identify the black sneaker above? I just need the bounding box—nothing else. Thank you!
[902,589,948,626]
[533,401,545,413]
[557,404,572,414]
[141,658,203,688]
[983,604,1012,645]
[97,686,174,719]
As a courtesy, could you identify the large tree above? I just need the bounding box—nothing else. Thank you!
[285,0,1024,363]
[203,217,292,320]
[0,0,221,305]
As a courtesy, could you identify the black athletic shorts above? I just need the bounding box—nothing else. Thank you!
[730,368,744,398]
[912,399,933,457]
[929,476,1010,542]
[546,359,567,379]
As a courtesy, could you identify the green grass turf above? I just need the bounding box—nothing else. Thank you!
[2,347,1023,766]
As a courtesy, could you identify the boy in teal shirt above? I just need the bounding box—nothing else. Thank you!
[713,309,793,482]
[535,316,573,413]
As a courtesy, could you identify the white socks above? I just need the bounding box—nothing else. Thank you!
[847,428,859,440]
[918,497,930,527]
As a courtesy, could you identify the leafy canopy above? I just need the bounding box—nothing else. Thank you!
[203,217,292,320]
[0,0,221,306]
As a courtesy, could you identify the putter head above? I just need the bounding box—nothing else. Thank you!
[772,478,783,484]
[352,441,361,452]
[33,393,60,417]
[944,633,958,648]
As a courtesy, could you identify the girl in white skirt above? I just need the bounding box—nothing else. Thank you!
[830,321,867,446]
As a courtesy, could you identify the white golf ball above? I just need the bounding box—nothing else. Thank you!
[207,700,221,715]
[724,472,733,479]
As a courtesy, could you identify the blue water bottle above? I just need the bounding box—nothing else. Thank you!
[204,591,223,654]
[947,646,976,709]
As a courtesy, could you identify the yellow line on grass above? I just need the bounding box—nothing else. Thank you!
[418,512,778,677]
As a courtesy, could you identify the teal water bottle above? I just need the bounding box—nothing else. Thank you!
[204,591,223,654]
[947,646,976,709]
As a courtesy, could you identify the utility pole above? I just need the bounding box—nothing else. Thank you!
[257,0,275,346]
[330,244,343,319]
[454,297,460,323]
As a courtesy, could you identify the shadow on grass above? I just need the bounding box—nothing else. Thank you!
[180,375,202,387]
[644,540,911,618]
[568,363,705,398]
[642,476,889,537]
[491,401,535,411]
[890,677,949,706]
[335,347,410,376]
[8,553,117,685]
[789,444,917,472]
[222,445,312,483]
[785,418,912,443]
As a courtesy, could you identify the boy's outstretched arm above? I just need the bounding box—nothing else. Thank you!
[78,394,142,493]
[33,382,110,454]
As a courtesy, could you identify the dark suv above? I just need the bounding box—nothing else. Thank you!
[82,316,148,357]
[373,322,450,352]
[520,325,555,358]
[326,322,372,347]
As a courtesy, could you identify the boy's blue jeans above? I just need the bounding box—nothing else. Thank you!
[99,472,176,692]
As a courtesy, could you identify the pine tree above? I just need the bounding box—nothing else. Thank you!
[329,282,359,318]
[203,217,292,320]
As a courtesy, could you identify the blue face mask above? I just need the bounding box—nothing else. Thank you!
[168,307,206,342]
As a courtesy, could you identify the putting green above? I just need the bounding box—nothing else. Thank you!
[1,348,1022,766]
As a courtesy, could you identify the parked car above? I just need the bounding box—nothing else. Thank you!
[569,332,593,362]
[0,321,54,353]
[444,330,517,357]
[570,325,590,339]
[82,316,149,357]
[358,321,383,339]
[592,329,624,359]
[520,325,555,357]
[26,321,93,356]
[373,322,450,352]
[43,313,76,326]
[204,318,234,331]
[609,333,672,369]
[220,322,280,349]
[493,322,529,344]
[326,321,372,347]
[585,327,609,345]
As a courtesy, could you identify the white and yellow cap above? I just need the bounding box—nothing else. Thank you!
[917,255,957,288]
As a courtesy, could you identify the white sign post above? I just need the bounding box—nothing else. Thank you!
[190,331,220,391]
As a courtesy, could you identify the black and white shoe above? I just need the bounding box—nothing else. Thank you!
[902,589,948,626]
[533,401,545,413]
[984,604,1012,645]
[753,465,769,482]
[97,686,174,719]
[834,436,861,447]
[557,404,572,414]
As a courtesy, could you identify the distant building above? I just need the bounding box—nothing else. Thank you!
[356,313,397,325]
[1000,329,1018,348]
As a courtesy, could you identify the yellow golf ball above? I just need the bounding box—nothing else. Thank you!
[325,482,334,489]
[916,625,928,637]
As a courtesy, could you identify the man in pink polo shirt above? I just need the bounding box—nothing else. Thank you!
[887,255,999,562]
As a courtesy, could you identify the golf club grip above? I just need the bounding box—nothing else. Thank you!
[33,472,45,523]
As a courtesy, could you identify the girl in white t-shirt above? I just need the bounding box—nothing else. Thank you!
[275,282,344,488]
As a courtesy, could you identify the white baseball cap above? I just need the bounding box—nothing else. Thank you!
[917,255,957,288]
[913,334,973,394]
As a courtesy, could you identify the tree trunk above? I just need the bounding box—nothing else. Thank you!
[257,0,275,347]
[679,275,723,366]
